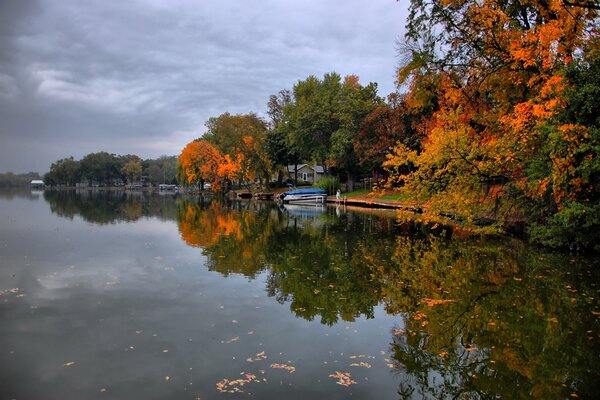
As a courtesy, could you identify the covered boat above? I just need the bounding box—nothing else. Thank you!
[278,188,327,204]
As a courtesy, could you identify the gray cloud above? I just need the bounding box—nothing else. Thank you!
[0,0,408,173]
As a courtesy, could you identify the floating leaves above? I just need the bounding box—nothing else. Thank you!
[349,362,372,369]
[216,373,261,394]
[63,361,75,367]
[221,336,240,344]
[246,351,267,363]
[270,363,296,373]
[328,371,356,386]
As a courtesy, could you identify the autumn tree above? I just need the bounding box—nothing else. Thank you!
[385,0,599,248]
[178,140,223,190]
[354,92,428,179]
[202,112,271,189]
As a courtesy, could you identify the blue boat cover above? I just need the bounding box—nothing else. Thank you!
[283,188,327,196]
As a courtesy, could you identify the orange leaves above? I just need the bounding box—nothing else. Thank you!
[269,363,296,373]
[179,139,247,190]
[177,203,243,248]
[179,140,222,186]
[328,371,357,386]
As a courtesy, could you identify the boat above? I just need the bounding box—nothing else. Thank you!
[278,188,327,204]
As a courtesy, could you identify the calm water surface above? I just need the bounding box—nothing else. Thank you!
[0,189,598,399]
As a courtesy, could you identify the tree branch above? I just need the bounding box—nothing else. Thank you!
[563,0,600,10]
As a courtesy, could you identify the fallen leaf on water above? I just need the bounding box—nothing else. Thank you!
[216,373,261,393]
[349,362,372,369]
[328,371,356,386]
[63,361,75,367]
[270,363,296,373]
[246,351,267,363]
[165,376,170,381]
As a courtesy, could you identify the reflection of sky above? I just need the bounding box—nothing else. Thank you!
[0,193,402,399]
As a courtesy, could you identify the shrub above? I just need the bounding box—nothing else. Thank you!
[316,176,340,195]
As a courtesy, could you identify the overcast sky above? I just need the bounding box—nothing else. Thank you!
[0,0,408,173]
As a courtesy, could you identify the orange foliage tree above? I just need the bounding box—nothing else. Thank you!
[179,139,244,191]
[385,0,599,247]
[178,140,222,190]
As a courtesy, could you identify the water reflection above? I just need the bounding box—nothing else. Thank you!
[38,190,600,399]
[0,188,44,200]
[43,189,184,223]
[175,197,600,399]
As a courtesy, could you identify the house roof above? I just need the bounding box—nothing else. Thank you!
[286,164,324,173]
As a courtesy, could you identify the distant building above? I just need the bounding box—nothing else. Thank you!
[30,180,45,189]
[287,164,324,184]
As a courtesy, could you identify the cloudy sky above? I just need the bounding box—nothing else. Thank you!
[0,0,409,173]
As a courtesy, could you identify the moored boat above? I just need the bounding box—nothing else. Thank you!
[278,188,327,204]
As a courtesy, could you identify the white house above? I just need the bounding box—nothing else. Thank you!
[286,164,324,184]
[30,180,45,189]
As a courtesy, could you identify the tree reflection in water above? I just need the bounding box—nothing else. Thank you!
[176,199,599,399]
[43,191,599,399]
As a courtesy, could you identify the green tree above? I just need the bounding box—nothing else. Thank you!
[80,152,121,185]
[44,157,81,186]
[329,75,381,190]
[203,112,267,156]
[121,157,142,184]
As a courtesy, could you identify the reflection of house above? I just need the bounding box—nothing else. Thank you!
[30,180,45,189]
[287,164,324,184]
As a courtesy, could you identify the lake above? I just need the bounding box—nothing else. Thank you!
[0,189,598,399]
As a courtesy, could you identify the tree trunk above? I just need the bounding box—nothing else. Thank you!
[294,164,298,185]
[347,173,354,192]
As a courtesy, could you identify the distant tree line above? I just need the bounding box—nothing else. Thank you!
[43,152,178,187]
[0,172,42,188]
